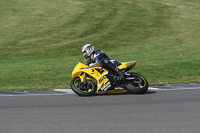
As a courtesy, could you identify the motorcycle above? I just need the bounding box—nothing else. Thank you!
[70,60,148,96]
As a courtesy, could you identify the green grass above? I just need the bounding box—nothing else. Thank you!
[0,0,200,91]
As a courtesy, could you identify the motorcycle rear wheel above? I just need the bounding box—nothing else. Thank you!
[125,72,148,94]
[70,77,97,96]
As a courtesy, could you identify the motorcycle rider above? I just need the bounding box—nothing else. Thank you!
[81,44,125,80]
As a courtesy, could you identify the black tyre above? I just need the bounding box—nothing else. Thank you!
[70,77,97,96]
[125,72,148,94]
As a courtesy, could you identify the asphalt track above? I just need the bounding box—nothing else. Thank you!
[0,85,200,133]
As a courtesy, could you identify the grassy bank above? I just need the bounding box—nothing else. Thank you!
[0,0,200,91]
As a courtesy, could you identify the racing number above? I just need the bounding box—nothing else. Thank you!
[98,76,106,84]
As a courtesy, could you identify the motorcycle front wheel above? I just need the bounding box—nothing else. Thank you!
[125,72,148,94]
[70,77,97,96]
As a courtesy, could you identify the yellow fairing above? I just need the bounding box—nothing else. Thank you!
[72,62,88,78]
[118,61,136,69]
[71,60,108,81]
[71,61,111,93]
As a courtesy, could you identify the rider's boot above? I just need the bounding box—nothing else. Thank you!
[115,68,125,80]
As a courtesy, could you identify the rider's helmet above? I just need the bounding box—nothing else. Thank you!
[82,44,95,59]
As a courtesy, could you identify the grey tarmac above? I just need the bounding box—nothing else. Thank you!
[0,84,200,133]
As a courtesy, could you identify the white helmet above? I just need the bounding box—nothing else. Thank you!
[82,44,95,59]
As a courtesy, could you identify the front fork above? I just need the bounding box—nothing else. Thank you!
[79,74,84,82]
[79,73,86,84]
[78,73,89,90]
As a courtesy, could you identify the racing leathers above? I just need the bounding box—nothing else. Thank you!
[87,50,124,78]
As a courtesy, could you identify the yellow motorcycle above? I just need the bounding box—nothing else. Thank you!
[70,60,148,96]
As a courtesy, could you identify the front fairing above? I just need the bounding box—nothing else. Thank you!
[71,60,103,79]
[71,61,88,78]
